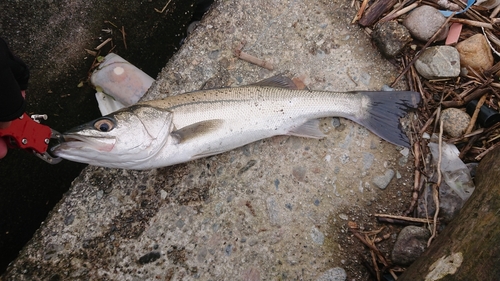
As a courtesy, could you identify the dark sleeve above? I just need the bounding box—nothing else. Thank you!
[0,38,28,122]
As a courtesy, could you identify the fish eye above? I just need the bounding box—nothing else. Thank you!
[93,118,115,132]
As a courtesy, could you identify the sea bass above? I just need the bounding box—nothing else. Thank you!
[51,76,420,170]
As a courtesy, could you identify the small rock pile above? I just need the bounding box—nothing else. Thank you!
[354,0,500,278]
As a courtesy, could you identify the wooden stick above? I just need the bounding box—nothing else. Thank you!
[234,41,274,70]
[379,2,418,23]
[442,87,490,108]
[353,0,371,23]
[121,26,127,50]
[375,214,434,223]
[465,94,487,135]
[405,141,422,216]
[475,141,500,160]
[359,0,399,27]
[95,38,112,50]
[367,233,381,281]
[449,18,493,29]
[155,0,172,13]
[428,119,443,247]
[491,3,500,18]
[349,227,390,267]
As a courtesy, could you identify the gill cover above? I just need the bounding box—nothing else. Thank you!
[53,105,173,168]
[99,104,173,160]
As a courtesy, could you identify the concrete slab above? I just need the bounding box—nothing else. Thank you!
[2,0,415,280]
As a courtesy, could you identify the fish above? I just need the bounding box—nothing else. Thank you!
[51,76,420,170]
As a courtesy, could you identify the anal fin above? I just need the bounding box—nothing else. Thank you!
[287,119,327,139]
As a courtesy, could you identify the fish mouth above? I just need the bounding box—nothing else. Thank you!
[51,134,116,153]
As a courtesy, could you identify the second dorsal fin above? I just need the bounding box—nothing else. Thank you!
[249,75,298,89]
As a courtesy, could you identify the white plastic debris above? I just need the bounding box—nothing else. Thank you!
[428,137,475,201]
[91,53,155,116]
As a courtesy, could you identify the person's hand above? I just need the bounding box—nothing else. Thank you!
[0,121,12,158]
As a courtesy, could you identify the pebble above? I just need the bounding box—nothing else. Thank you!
[362,152,375,170]
[371,21,412,58]
[373,169,395,189]
[403,5,448,42]
[456,34,494,73]
[338,213,349,220]
[311,227,325,245]
[391,226,430,266]
[292,166,307,182]
[414,46,460,79]
[440,108,471,138]
[315,267,347,281]
[266,197,280,226]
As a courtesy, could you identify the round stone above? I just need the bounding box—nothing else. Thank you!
[403,5,448,42]
[456,34,494,73]
[441,108,471,138]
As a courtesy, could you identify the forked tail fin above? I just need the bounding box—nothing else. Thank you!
[354,91,421,147]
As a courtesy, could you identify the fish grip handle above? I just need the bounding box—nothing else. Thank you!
[0,113,62,163]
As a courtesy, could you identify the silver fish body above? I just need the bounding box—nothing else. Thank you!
[51,77,420,170]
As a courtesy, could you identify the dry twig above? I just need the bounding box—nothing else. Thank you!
[234,41,274,70]
[427,120,444,247]
[375,213,434,224]
[155,0,173,13]
[120,26,127,50]
[94,38,112,50]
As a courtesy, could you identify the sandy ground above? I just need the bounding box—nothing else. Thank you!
[2,0,417,280]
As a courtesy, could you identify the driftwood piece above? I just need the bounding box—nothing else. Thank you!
[399,146,500,281]
[359,0,398,27]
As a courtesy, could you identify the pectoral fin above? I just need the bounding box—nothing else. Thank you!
[287,119,326,139]
[171,120,224,143]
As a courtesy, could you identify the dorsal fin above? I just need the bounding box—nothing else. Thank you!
[249,75,298,89]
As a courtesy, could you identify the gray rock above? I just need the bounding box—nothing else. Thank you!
[403,5,449,42]
[373,169,395,189]
[391,226,430,266]
[311,227,325,245]
[441,108,471,138]
[266,197,280,226]
[372,21,412,58]
[415,46,460,79]
[316,267,347,281]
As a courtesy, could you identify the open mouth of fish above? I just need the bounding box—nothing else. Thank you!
[51,134,116,153]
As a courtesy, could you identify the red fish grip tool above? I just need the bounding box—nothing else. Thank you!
[0,113,63,164]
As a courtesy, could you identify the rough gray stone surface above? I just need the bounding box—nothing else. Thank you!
[415,46,461,79]
[391,226,430,266]
[372,21,412,58]
[373,169,395,190]
[2,0,416,280]
[403,5,449,42]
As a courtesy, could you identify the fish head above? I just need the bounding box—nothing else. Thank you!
[51,105,172,168]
